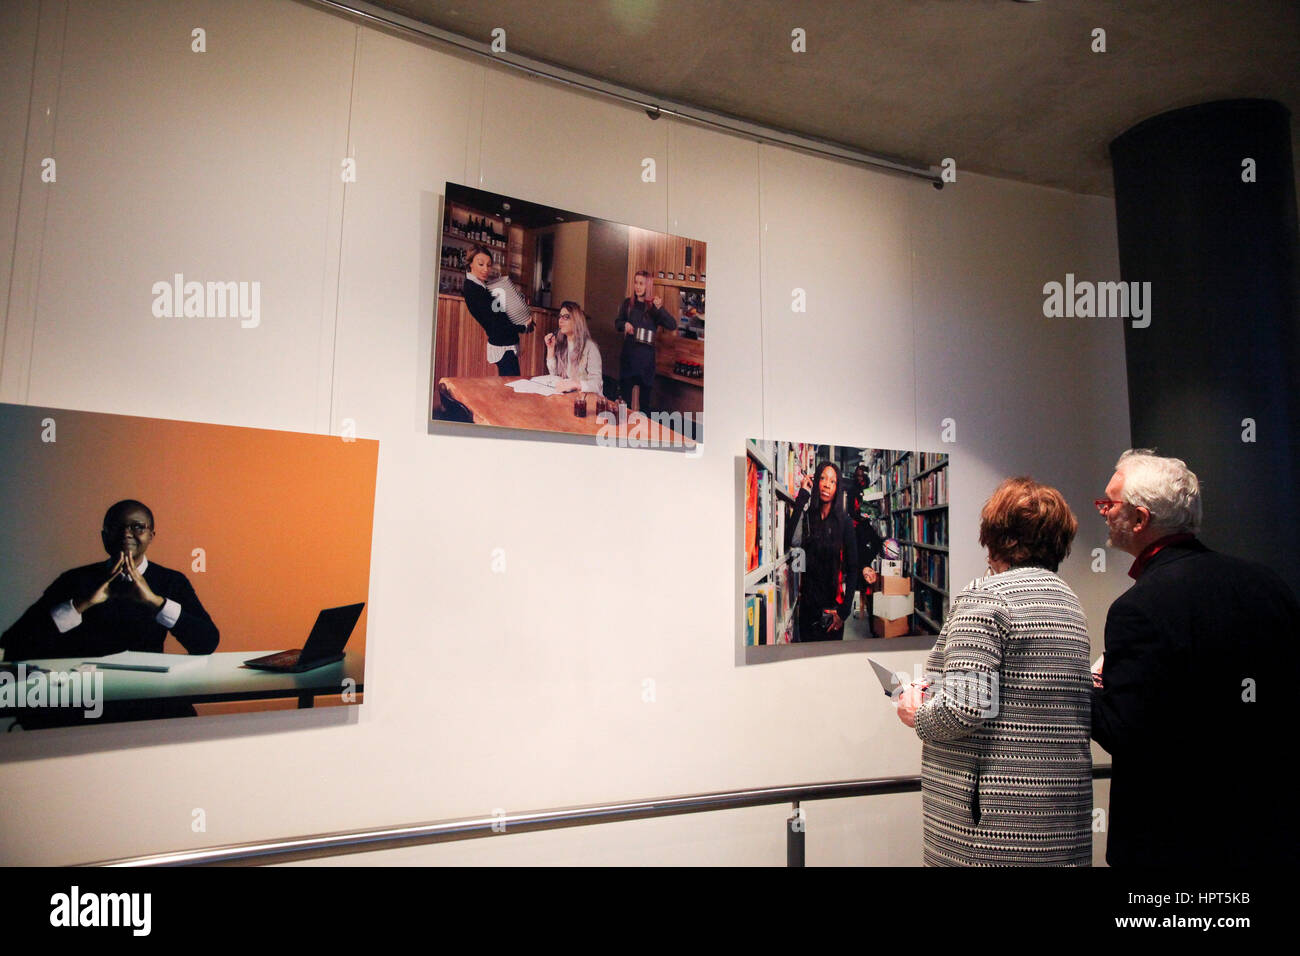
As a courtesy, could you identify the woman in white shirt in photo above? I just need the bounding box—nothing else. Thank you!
[545,301,603,394]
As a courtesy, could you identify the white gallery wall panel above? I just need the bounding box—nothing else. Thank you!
[477,68,671,231]
[0,0,56,403]
[910,176,1133,635]
[19,0,354,431]
[329,28,482,439]
[0,0,41,359]
[757,144,918,454]
[0,0,1125,866]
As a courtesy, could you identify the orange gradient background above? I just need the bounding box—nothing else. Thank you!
[0,404,377,668]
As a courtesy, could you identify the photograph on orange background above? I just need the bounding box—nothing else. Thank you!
[743,439,950,653]
[431,183,704,447]
[0,403,377,730]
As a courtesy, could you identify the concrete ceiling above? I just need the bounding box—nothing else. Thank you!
[359,0,1300,196]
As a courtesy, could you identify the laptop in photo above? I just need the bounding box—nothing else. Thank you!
[243,603,365,673]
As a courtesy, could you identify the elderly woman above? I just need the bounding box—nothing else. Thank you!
[896,477,1093,866]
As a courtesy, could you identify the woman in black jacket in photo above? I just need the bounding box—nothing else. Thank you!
[462,244,532,376]
[784,461,863,642]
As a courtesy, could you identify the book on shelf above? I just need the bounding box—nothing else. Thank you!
[915,468,948,508]
[761,582,777,645]
[915,586,947,629]
[745,457,759,572]
[775,561,794,643]
[775,503,785,566]
[745,570,795,646]
[917,451,949,473]
[889,458,912,489]
[747,591,767,646]
[912,511,949,547]
[913,551,949,592]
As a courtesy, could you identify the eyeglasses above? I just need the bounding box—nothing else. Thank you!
[1095,499,1149,519]
[558,311,571,319]
[105,522,152,536]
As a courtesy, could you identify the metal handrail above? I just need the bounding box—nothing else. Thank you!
[90,766,1112,867]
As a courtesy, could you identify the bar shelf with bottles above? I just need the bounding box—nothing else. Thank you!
[628,226,706,390]
[438,201,524,298]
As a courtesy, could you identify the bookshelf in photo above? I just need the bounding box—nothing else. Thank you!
[743,439,950,647]
[866,448,950,633]
[743,439,816,646]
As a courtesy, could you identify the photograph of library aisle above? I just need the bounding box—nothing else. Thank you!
[742,440,948,660]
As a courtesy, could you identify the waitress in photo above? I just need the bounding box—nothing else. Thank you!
[614,270,676,410]
[462,244,532,376]
[544,301,603,393]
[784,462,870,642]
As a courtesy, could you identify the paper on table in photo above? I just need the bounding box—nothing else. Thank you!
[505,377,559,395]
[487,276,531,326]
[81,651,211,673]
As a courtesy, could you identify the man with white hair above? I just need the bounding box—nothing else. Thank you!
[1092,449,1298,866]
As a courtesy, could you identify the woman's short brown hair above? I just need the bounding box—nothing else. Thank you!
[978,477,1078,572]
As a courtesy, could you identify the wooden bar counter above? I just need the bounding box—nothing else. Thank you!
[434,293,555,396]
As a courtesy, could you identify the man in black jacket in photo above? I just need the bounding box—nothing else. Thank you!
[1,499,219,725]
[1091,450,1298,866]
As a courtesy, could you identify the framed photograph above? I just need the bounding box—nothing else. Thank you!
[0,404,378,730]
[743,438,949,660]
[432,183,705,447]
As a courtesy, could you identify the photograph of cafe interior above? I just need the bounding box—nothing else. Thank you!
[432,184,705,443]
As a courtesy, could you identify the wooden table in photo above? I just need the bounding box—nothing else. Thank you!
[437,376,693,444]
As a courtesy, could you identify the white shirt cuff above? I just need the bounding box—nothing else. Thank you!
[156,599,181,629]
[50,600,82,634]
